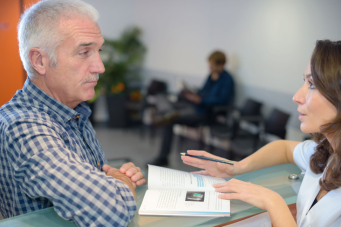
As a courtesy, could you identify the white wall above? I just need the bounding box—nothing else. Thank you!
[85,0,341,140]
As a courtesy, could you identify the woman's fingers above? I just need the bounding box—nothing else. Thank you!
[186,150,208,156]
[191,170,209,175]
[213,179,281,210]
[181,157,206,169]
[214,179,249,191]
[218,192,243,200]
[187,150,222,159]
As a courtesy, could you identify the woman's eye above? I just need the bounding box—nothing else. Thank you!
[308,81,316,89]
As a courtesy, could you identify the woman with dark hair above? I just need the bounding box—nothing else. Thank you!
[182,40,341,227]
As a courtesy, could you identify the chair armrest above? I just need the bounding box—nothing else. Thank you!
[212,105,235,113]
[239,115,264,122]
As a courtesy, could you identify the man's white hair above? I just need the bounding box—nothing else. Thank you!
[18,0,99,78]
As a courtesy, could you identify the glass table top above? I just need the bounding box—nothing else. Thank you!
[0,163,302,227]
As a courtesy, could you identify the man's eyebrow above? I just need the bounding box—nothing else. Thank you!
[78,42,94,48]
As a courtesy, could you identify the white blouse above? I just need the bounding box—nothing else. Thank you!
[293,140,341,227]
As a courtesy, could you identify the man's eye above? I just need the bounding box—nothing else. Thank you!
[80,51,89,56]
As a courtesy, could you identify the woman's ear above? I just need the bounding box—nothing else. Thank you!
[28,48,47,75]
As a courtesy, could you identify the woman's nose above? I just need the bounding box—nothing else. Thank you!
[293,85,305,105]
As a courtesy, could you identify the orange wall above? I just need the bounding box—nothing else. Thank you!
[0,0,39,107]
[0,0,23,107]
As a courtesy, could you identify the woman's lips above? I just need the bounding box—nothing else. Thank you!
[298,113,306,120]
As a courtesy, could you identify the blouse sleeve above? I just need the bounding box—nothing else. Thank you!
[293,140,317,174]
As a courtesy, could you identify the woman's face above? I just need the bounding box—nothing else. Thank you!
[293,61,337,134]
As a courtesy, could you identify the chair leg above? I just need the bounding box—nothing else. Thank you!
[198,127,206,150]
[149,125,156,145]
[177,135,185,151]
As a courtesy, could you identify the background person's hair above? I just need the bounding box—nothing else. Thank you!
[208,51,227,65]
[310,39,341,191]
[17,0,99,78]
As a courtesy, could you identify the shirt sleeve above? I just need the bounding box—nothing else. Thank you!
[293,140,317,174]
[5,120,136,227]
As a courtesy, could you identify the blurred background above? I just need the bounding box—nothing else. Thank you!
[1,0,341,172]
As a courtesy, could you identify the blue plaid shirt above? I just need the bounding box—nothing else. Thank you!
[0,78,136,226]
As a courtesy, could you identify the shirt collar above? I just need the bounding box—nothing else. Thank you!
[22,77,91,123]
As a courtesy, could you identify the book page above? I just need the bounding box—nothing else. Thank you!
[147,165,226,191]
[139,189,230,217]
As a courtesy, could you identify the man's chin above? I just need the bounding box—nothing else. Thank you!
[83,91,96,102]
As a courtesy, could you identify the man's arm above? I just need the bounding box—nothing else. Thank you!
[5,122,136,226]
[102,163,147,199]
[200,74,234,106]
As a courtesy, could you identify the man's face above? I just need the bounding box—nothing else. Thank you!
[208,60,223,74]
[44,17,105,108]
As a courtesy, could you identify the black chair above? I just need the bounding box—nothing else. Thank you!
[139,80,168,143]
[176,91,236,151]
[264,108,290,140]
[208,98,263,157]
[230,108,290,160]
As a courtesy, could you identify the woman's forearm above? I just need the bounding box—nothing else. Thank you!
[237,140,300,174]
[266,194,297,227]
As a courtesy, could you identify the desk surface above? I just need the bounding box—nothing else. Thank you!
[0,164,302,227]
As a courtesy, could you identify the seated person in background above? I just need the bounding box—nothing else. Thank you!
[0,0,145,226]
[182,40,341,227]
[150,51,235,166]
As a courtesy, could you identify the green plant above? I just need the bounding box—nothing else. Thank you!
[92,26,146,101]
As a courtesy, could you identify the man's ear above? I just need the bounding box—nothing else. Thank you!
[29,48,48,75]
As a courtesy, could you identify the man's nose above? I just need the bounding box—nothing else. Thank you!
[90,55,105,74]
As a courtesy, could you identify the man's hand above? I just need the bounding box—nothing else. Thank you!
[184,93,202,104]
[102,165,138,199]
[119,162,146,186]
[103,162,146,188]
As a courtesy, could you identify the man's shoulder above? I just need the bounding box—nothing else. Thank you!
[221,70,233,79]
[0,94,61,130]
[216,70,234,85]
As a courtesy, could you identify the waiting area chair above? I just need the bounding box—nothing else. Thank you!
[208,98,263,157]
[230,108,290,160]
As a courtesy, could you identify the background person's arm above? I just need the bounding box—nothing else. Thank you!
[5,121,137,227]
[199,73,234,107]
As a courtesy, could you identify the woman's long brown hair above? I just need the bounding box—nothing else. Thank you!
[310,40,341,191]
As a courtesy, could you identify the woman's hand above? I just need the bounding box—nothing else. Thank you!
[214,178,283,210]
[214,179,297,227]
[181,150,241,178]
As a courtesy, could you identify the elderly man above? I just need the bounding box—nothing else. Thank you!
[0,0,145,226]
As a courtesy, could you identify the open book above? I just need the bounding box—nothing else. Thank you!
[139,165,230,217]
